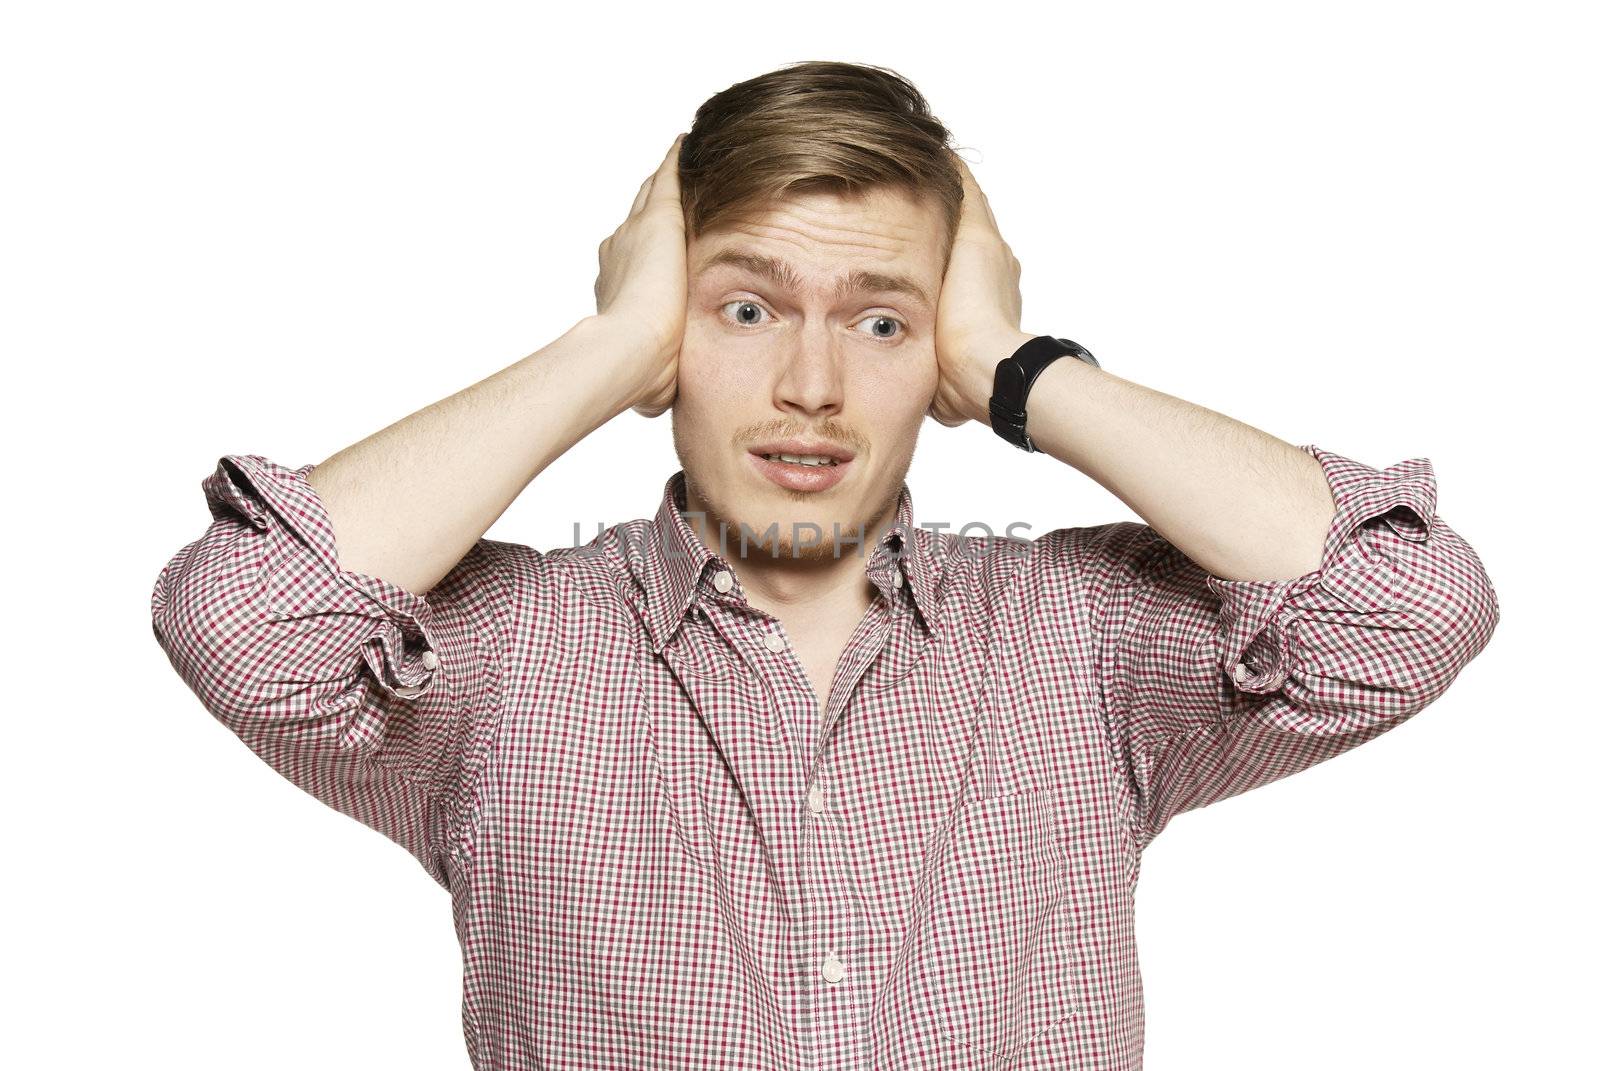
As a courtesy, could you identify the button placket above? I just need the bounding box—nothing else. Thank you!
[801,723,855,1049]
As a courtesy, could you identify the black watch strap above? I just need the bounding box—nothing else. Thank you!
[988,336,1100,452]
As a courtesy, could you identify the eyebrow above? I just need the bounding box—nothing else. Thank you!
[695,248,933,310]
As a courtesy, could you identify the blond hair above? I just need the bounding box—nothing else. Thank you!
[680,61,966,271]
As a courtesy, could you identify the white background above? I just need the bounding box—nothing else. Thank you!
[5,1,1592,1067]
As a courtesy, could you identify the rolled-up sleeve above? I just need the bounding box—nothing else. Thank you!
[150,454,511,885]
[1075,443,1500,849]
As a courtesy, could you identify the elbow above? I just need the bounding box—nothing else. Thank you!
[1406,559,1501,711]
[155,573,372,747]
[1339,515,1501,715]
[151,524,337,728]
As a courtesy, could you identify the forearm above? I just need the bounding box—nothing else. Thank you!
[957,329,1336,582]
[306,314,654,595]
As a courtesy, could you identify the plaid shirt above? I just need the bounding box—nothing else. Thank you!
[150,443,1498,1069]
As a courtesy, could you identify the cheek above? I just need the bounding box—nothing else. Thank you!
[835,350,935,466]
[856,343,939,418]
[679,321,768,400]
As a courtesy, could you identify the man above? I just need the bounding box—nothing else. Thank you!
[151,61,1499,1070]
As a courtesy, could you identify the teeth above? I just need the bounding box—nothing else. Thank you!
[764,453,837,466]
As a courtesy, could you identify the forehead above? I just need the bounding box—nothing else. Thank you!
[689,187,943,308]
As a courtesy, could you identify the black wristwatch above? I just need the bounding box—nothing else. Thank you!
[988,335,1100,452]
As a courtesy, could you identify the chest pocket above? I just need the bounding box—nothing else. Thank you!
[910,787,1078,1058]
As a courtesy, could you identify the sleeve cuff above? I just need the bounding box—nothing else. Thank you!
[1203,443,1437,695]
[203,453,441,700]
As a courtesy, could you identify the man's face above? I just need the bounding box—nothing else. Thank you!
[672,186,944,562]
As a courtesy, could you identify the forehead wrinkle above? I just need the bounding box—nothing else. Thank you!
[695,248,932,310]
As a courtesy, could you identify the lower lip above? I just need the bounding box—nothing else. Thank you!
[748,452,853,492]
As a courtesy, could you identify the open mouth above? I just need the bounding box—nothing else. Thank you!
[756,453,841,468]
[746,449,854,492]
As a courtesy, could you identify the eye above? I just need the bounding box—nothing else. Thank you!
[717,300,907,342]
[720,299,769,327]
[854,313,906,341]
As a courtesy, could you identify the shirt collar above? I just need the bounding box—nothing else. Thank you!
[634,470,940,655]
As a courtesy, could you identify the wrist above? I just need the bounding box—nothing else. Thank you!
[580,312,671,364]
[953,326,1036,424]
[573,314,678,412]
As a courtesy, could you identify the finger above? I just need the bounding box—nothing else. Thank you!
[629,173,654,216]
[952,153,977,213]
[954,152,1002,233]
[952,154,991,233]
[969,167,1000,232]
[980,190,998,231]
[646,132,687,206]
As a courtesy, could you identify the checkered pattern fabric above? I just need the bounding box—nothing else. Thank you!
[150,443,1499,1069]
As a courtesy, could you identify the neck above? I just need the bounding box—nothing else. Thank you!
[681,483,900,625]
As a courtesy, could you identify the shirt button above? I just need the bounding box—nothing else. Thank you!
[763,631,787,653]
[821,956,846,983]
[891,570,903,589]
[394,684,424,698]
[807,785,825,813]
[420,649,439,670]
[712,569,734,593]
[1232,662,1251,681]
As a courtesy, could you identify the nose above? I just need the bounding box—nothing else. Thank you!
[772,321,845,419]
